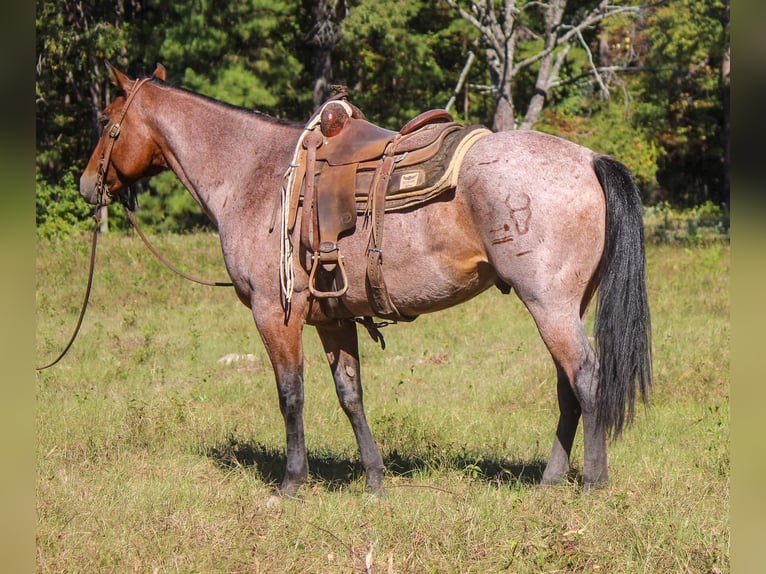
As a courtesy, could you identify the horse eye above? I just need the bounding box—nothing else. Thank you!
[98,115,110,131]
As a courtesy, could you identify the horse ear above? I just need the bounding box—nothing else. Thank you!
[152,63,166,81]
[104,60,132,91]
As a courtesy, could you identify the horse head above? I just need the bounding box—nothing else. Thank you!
[79,62,168,206]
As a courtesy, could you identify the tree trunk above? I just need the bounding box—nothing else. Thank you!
[307,0,346,108]
[520,0,567,130]
[489,48,515,131]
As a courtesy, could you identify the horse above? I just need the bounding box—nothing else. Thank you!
[79,63,651,496]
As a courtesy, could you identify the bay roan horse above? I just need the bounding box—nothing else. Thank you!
[80,63,651,496]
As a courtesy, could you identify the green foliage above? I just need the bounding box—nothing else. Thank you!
[643,201,730,245]
[35,170,94,239]
[133,172,214,233]
[630,0,729,207]
[155,0,309,116]
[36,0,730,235]
[336,0,463,127]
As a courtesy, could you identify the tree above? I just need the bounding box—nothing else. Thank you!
[334,0,465,128]
[443,0,641,131]
[305,0,348,107]
[632,0,730,206]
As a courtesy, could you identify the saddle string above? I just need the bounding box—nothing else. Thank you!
[36,210,102,370]
[279,98,356,306]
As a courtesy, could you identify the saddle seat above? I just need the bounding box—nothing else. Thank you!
[314,108,455,167]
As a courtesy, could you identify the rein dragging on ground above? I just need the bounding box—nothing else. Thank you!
[36,206,233,371]
[36,211,102,371]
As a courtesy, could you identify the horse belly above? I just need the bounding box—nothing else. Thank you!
[335,200,496,318]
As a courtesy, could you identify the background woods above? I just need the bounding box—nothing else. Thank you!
[36,0,730,235]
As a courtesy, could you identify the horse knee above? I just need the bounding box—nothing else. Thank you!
[277,374,304,418]
[334,359,365,415]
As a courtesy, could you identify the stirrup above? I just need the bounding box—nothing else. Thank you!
[308,243,349,298]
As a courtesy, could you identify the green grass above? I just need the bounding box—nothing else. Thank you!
[36,233,729,573]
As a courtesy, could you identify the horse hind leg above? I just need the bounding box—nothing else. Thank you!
[315,320,385,494]
[529,307,607,489]
[540,364,582,485]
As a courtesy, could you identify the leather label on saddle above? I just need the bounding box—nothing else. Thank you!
[398,171,421,190]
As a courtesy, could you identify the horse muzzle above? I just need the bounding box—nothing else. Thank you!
[79,170,121,206]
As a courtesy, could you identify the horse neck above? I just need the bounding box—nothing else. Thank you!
[141,83,300,226]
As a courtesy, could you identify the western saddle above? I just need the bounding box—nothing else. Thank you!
[278,89,491,322]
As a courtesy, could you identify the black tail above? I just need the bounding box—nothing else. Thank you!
[592,155,652,438]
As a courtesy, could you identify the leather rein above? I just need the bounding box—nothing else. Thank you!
[37,77,232,371]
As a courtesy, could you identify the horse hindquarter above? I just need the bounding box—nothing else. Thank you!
[459,131,613,486]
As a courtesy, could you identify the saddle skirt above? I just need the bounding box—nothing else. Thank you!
[278,92,491,319]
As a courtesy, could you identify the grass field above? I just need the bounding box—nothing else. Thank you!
[35,232,729,573]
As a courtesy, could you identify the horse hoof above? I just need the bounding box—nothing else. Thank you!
[366,482,386,498]
[582,478,608,493]
[277,479,305,499]
[540,467,569,486]
[366,469,385,496]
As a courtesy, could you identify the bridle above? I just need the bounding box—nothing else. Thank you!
[37,76,232,371]
[94,76,152,208]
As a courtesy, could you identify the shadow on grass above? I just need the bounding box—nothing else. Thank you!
[205,436,551,491]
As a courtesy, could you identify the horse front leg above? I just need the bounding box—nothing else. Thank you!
[276,366,309,497]
[315,320,385,494]
[541,365,582,485]
[254,309,309,497]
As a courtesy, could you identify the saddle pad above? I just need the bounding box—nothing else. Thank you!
[352,124,492,212]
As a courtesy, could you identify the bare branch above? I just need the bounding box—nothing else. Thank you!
[549,66,674,89]
[511,3,640,75]
[575,28,608,99]
[446,51,476,111]
[444,0,507,59]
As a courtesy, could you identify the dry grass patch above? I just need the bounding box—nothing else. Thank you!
[37,234,728,572]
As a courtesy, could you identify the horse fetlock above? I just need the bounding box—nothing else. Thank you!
[542,448,571,485]
[278,479,305,499]
[541,465,569,486]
